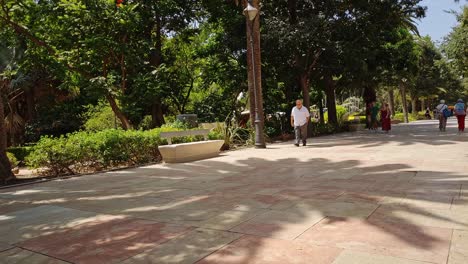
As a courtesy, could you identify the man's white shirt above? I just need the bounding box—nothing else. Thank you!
[291,106,310,127]
[436,104,447,113]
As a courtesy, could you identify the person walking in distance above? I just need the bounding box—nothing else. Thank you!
[436,100,449,132]
[381,103,391,133]
[454,99,466,133]
[291,100,310,147]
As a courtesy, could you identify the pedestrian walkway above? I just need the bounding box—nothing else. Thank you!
[1,118,468,264]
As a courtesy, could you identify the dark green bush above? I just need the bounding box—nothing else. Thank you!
[6,152,18,167]
[7,146,34,162]
[309,123,339,136]
[25,127,206,176]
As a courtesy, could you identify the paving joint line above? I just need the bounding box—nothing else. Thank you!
[13,246,74,264]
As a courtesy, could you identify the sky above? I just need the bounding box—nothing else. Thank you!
[417,0,467,43]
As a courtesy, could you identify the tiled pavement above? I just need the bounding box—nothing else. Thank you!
[1,119,468,264]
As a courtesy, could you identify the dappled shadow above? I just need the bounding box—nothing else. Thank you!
[306,118,468,149]
[0,119,467,262]
[0,154,467,263]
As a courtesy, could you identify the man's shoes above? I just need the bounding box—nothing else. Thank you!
[303,142,306,146]
[294,143,299,147]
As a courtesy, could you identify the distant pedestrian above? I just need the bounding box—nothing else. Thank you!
[436,100,449,132]
[371,102,379,131]
[454,99,466,133]
[291,100,310,147]
[425,107,431,119]
[366,102,372,130]
[381,103,391,133]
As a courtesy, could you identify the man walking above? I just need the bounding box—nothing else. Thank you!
[436,100,449,132]
[291,100,310,146]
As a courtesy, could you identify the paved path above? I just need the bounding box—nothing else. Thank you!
[1,118,468,264]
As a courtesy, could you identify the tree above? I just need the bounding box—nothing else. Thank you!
[412,37,445,111]
[0,41,15,182]
[0,0,202,130]
[0,90,15,183]
[262,0,425,126]
[443,6,468,91]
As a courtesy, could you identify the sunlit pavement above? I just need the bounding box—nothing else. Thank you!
[1,118,468,263]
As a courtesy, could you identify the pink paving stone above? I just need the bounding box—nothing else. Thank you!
[232,194,289,210]
[336,191,387,204]
[197,235,342,264]
[230,210,324,240]
[18,218,192,264]
[296,217,452,264]
[278,188,344,200]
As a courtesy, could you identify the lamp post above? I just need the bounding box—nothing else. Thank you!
[244,0,266,148]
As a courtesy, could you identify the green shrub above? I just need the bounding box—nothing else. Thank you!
[309,123,337,136]
[208,130,223,140]
[25,127,217,176]
[393,112,418,122]
[324,105,348,125]
[6,152,18,167]
[7,146,34,162]
[138,115,153,130]
[83,103,122,131]
[162,119,189,130]
[208,122,254,148]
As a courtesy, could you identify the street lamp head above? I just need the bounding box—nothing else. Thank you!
[243,2,258,21]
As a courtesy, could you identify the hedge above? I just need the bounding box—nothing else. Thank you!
[26,128,222,176]
[7,146,34,162]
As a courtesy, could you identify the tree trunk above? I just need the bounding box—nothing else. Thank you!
[151,99,165,128]
[0,96,14,184]
[299,73,311,109]
[325,73,338,126]
[150,14,163,67]
[149,13,165,127]
[106,94,132,130]
[411,98,417,114]
[25,88,35,121]
[399,81,409,123]
[421,98,425,112]
[318,98,325,125]
[388,89,395,116]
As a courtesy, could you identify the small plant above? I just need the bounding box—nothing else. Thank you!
[161,119,189,130]
[6,152,18,167]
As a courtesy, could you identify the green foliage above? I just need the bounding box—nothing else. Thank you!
[2,0,460,156]
[26,127,209,175]
[324,105,347,124]
[309,123,339,137]
[24,100,87,142]
[209,122,254,148]
[443,7,468,82]
[393,112,418,122]
[7,146,33,162]
[138,115,153,131]
[161,120,189,130]
[6,152,18,167]
[84,103,122,131]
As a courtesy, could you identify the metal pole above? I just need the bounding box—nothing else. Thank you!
[248,21,264,148]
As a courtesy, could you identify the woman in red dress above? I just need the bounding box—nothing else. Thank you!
[381,103,391,133]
